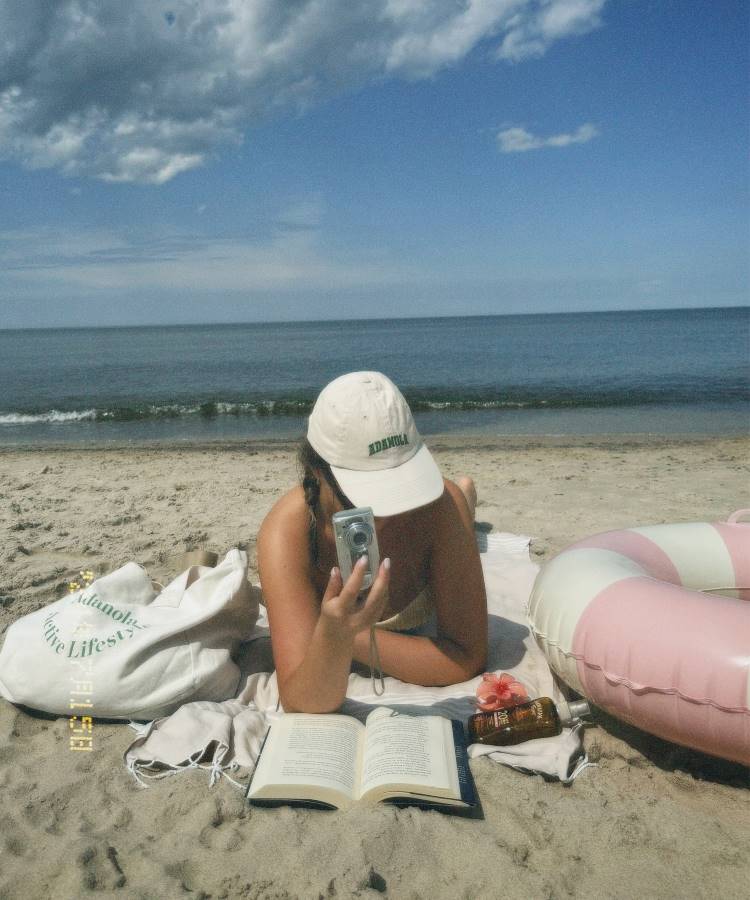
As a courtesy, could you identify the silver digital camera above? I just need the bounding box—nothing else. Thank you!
[332,506,380,592]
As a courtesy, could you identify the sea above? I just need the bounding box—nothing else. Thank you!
[0,307,747,446]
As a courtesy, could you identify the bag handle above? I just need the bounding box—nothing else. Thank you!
[727,509,750,524]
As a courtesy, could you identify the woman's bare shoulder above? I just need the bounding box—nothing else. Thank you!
[258,486,309,543]
[398,477,466,537]
[256,486,315,595]
[432,477,475,533]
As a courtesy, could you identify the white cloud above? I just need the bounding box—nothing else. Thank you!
[497,121,599,152]
[0,1,606,183]
[497,0,605,61]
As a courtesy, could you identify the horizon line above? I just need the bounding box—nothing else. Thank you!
[0,303,747,333]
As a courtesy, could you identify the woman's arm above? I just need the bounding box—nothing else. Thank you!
[257,489,391,713]
[351,479,488,685]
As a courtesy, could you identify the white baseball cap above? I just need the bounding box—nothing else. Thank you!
[307,371,444,516]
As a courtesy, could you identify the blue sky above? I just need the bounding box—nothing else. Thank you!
[0,0,747,328]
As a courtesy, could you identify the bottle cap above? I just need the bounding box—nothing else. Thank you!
[556,697,591,725]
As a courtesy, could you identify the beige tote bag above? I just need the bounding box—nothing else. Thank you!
[0,548,258,720]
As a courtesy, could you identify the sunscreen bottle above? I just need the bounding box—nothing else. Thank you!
[468,697,590,745]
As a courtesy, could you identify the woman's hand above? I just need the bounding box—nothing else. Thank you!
[319,555,391,640]
[257,489,391,713]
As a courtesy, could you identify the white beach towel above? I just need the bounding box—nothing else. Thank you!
[123,532,591,790]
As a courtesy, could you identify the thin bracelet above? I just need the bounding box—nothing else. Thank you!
[369,625,385,696]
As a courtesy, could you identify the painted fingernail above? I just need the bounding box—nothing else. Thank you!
[383,557,391,571]
[356,555,368,569]
[330,566,339,579]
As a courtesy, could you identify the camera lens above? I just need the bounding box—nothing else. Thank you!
[345,522,372,551]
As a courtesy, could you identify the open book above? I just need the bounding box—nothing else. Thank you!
[245,707,478,812]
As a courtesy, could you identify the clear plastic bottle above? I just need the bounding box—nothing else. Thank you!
[468,697,590,745]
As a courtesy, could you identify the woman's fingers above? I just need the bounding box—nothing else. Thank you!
[323,566,343,603]
[357,557,391,621]
[337,554,369,606]
[321,556,391,633]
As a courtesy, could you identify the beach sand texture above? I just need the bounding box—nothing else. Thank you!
[1,436,749,899]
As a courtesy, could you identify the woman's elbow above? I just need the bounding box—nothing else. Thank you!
[439,640,486,683]
[278,685,344,715]
[461,643,488,681]
[280,698,341,715]
[466,658,487,682]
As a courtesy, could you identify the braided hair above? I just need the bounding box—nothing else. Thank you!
[297,437,353,568]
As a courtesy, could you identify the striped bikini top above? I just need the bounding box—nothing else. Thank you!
[375,585,435,632]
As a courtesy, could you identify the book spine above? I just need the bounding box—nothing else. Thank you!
[451,719,478,808]
[244,725,272,801]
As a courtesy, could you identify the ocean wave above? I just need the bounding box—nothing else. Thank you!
[0,409,99,425]
[1,386,747,426]
[0,399,316,425]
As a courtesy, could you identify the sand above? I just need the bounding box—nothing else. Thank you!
[1,435,749,899]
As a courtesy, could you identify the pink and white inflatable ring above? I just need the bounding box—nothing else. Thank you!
[527,511,750,765]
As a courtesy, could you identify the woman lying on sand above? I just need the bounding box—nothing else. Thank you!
[257,371,488,713]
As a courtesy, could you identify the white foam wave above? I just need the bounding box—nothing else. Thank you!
[0,409,98,425]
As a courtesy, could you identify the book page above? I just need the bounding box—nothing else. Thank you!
[249,715,364,802]
[359,710,455,798]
